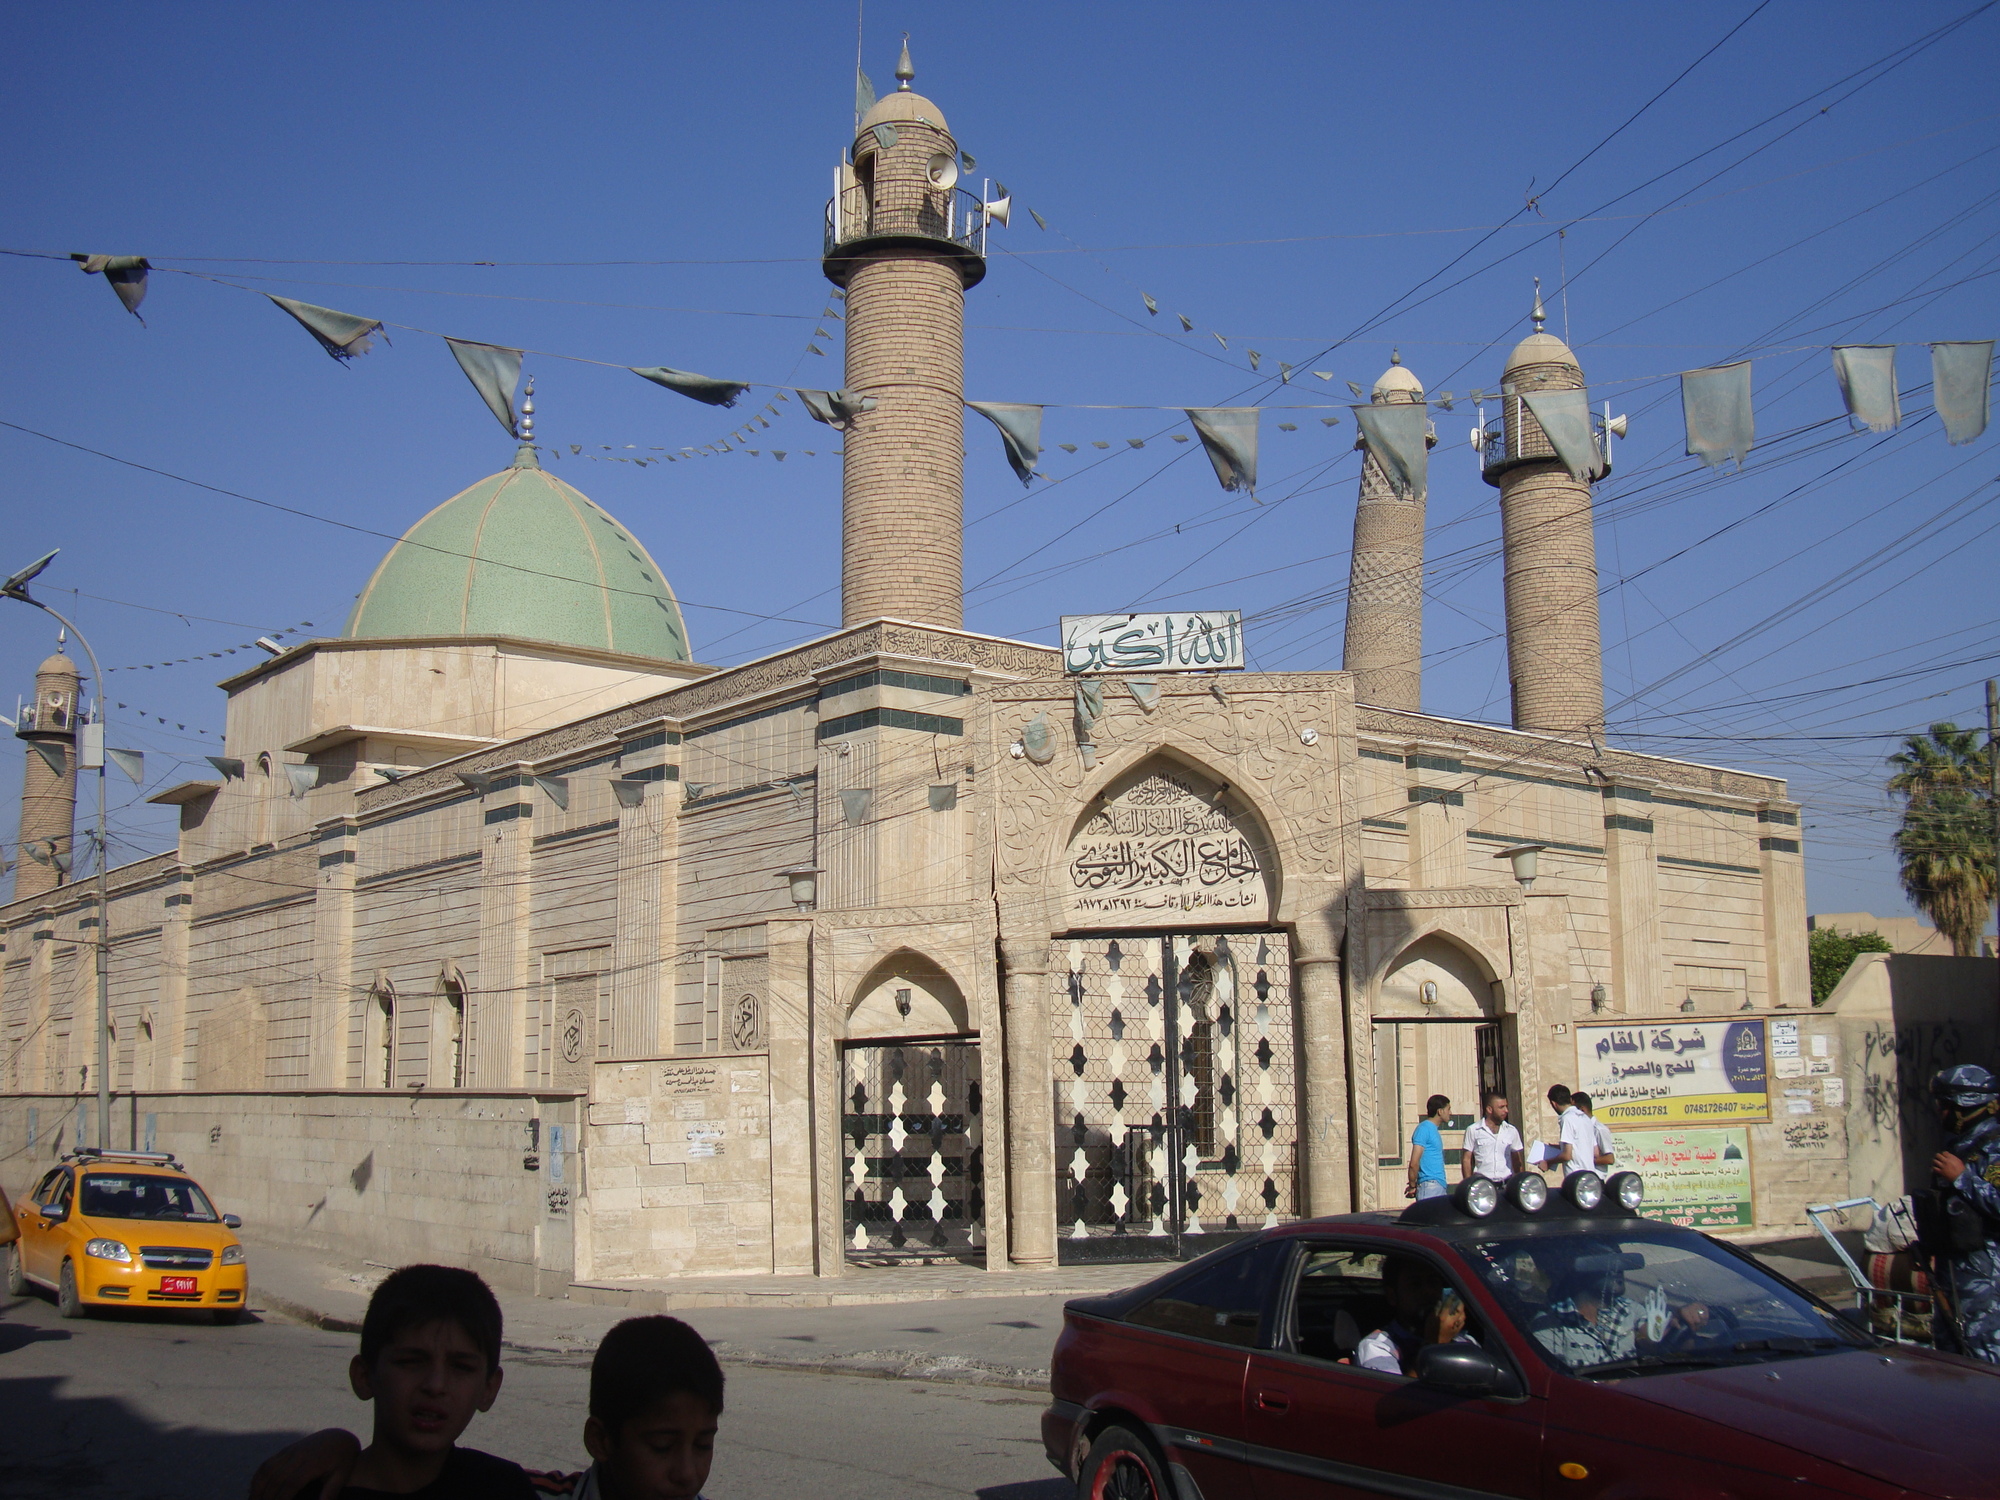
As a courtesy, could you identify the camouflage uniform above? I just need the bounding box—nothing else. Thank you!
[1933,1115,2000,1365]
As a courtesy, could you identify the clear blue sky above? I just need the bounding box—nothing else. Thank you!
[2,1,1995,922]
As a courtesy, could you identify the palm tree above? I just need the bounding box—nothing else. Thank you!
[1887,722,1995,957]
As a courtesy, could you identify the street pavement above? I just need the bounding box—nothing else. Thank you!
[0,1285,1072,1499]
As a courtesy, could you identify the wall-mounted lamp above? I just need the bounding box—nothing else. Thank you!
[776,867,821,912]
[1680,995,1697,1014]
[1590,983,1608,1013]
[1419,980,1439,1007]
[1495,843,1546,889]
[895,987,913,1018]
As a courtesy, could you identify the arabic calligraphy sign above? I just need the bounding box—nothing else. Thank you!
[1620,1128,1753,1228]
[1576,1019,1769,1126]
[1061,611,1244,674]
[1064,770,1267,928]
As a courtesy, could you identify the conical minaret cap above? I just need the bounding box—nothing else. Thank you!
[1371,351,1425,402]
[1504,279,1578,373]
[35,652,79,680]
[860,39,950,133]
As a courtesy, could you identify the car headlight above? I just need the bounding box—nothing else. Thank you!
[221,1244,246,1266]
[1505,1171,1549,1212]
[1606,1171,1645,1212]
[84,1238,132,1263]
[1455,1177,1500,1217]
[1565,1171,1606,1210]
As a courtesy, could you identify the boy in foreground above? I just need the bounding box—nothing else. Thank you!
[251,1299,720,1500]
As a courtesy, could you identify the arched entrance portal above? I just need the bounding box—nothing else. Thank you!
[1371,934,1506,1205]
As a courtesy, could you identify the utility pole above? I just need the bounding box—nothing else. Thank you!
[3,552,113,1150]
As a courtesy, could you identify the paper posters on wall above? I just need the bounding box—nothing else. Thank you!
[1576,1019,1769,1126]
[1622,1128,1754,1228]
[1771,1019,1800,1059]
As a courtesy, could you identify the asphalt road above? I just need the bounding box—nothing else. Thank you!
[0,1290,1071,1500]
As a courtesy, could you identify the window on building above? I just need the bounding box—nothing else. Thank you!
[370,984,395,1089]
[440,974,466,1088]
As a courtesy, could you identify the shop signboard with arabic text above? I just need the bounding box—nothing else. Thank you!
[1061,611,1244,674]
[1618,1128,1754,1229]
[1576,1019,1769,1126]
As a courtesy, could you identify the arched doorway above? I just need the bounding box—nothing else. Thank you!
[1371,934,1505,1205]
[839,952,983,1264]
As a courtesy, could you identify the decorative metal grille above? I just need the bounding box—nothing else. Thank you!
[1055,931,1298,1262]
[841,1040,984,1261]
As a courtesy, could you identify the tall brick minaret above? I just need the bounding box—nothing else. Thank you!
[823,42,985,630]
[13,647,80,900]
[1484,288,1606,737]
[1342,354,1429,710]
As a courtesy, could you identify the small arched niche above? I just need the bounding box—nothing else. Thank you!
[1062,756,1273,930]
[847,951,970,1041]
[1377,934,1498,1020]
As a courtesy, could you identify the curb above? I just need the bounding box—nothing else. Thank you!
[252,1286,361,1335]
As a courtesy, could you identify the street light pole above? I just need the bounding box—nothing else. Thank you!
[3,552,113,1150]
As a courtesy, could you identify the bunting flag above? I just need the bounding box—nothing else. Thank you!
[796,388,873,426]
[1184,407,1260,496]
[444,338,523,436]
[71,253,150,321]
[839,788,873,824]
[855,68,877,119]
[965,401,1043,486]
[107,748,146,784]
[1520,389,1604,481]
[1353,402,1430,499]
[630,365,748,407]
[1123,678,1160,712]
[284,763,320,799]
[1142,292,1158,316]
[268,296,384,361]
[1930,341,1993,445]
[1831,345,1900,433]
[1020,711,1055,764]
[534,775,570,810]
[28,742,68,777]
[1680,362,1754,469]
[206,755,246,779]
[872,123,898,151]
[1074,679,1105,737]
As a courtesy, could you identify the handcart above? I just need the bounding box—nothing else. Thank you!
[1805,1196,1934,1344]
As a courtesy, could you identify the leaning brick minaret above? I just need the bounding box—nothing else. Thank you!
[13,648,80,900]
[1342,354,1429,710]
[1483,290,1605,737]
[823,42,984,629]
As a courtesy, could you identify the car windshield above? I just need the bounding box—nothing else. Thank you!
[1459,1227,1867,1378]
[79,1174,218,1223]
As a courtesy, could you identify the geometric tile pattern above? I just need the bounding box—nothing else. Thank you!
[1054,931,1297,1257]
[841,1040,984,1261]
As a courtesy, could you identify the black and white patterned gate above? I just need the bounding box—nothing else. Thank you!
[841,1040,984,1262]
[1055,931,1299,1262]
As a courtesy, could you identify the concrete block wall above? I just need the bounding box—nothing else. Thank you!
[0,1089,581,1294]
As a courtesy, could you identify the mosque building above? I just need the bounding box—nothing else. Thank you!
[2,55,1849,1290]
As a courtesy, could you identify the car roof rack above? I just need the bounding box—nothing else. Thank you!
[64,1146,184,1170]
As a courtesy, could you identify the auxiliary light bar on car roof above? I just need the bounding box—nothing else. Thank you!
[1416,1170,1647,1225]
[64,1147,185,1170]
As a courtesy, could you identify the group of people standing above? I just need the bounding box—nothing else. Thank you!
[1402,1083,1614,1200]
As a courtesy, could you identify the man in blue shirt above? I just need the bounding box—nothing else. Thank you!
[1405,1094,1451,1200]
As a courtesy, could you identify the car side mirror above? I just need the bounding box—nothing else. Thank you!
[222,1214,242,1229]
[1414,1343,1503,1396]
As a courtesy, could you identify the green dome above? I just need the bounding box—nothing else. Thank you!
[344,447,691,661]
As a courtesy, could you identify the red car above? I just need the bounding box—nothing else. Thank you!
[1043,1172,1999,1499]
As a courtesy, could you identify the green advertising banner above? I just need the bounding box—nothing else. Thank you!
[1620,1127,1754,1229]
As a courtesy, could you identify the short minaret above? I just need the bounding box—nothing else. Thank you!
[13,647,80,900]
[823,42,984,630]
[1483,287,1605,737]
[1342,353,1428,710]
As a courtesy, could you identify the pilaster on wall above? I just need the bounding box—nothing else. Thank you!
[1759,805,1808,1007]
[1602,787,1661,1013]
[998,932,1055,1270]
[308,821,356,1089]
[612,782,677,1057]
[1291,895,1351,1216]
[764,916,815,1275]
[155,870,195,1090]
[475,769,534,1088]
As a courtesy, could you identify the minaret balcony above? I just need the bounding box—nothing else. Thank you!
[823,182,989,288]
[1478,397,1612,486]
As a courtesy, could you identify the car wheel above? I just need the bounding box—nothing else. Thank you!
[211,1306,245,1325]
[56,1259,85,1319]
[5,1244,26,1297]
[1079,1424,1170,1500]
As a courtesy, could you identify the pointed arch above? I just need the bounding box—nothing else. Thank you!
[845,947,971,1040]
[1364,926,1507,1019]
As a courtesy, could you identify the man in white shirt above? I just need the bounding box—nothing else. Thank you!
[1574,1092,1616,1171]
[1461,1091,1524,1182]
[1546,1084,1601,1180]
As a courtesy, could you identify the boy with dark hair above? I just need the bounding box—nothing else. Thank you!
[252,1309,721,1500]
[338,1264,532,1498]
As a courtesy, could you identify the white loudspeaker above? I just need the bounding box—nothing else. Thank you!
[926,152,959,189]
[983,193,1011,228]
[1603,413,1629,440]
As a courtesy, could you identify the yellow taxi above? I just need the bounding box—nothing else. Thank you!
[7,1148,249,1322]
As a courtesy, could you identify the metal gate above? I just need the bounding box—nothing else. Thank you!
[841,1040,984,1262]
[1055,931,1299,1263]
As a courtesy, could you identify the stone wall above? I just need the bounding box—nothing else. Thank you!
[0,1089,581,1294]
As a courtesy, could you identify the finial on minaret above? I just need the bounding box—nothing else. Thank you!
[1390,348,1402,366]
[895,35,914,91]
[1531,278,1547,333]
[520,375,536,444]
[55,627,67,654]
